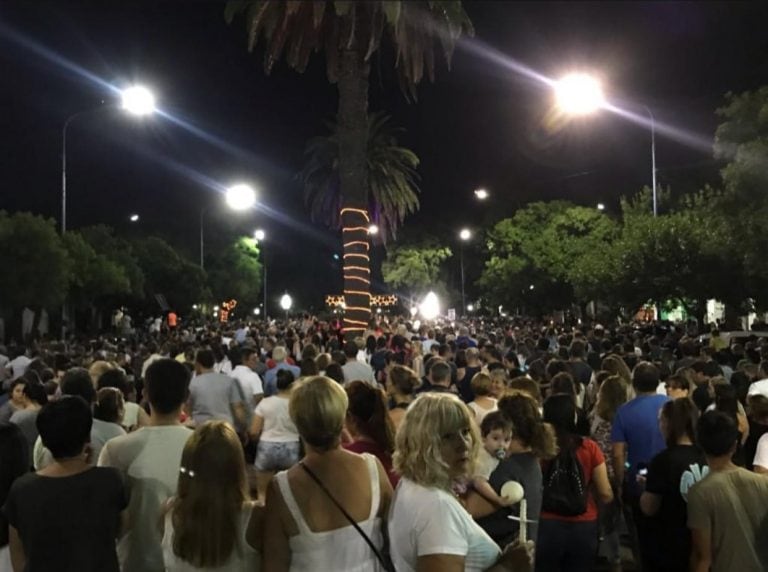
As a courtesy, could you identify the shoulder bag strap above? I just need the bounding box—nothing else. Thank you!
[299,462,390,570]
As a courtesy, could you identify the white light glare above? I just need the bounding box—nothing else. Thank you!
[459,228,471,241]
[254,229,265,241]
[419,291,440,321]
[368,224,379,235]
[474,188,489,200]
[410,306,418,318]
[597,203,606,211]
[467,304,474,312]
[129,214,139,222]
[280,294,293,311]
[555,73,605,115]
[253,308,260,315]
[121,86,156,116]
[226,184,256,211]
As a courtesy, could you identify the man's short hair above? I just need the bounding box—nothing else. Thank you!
[430,360,451,385]
[632,361,660,392]
[194,349,215,369]
[697,410,739,457]
[569,340,586,359]
[145,359,190,414]
[343,341,359,359]
[37,396,92,459]
[60,368,96,404]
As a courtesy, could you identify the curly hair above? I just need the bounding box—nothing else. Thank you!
[497,392,557,460]
[393,393,480,491]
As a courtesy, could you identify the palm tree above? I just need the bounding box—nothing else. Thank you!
[302,112,420,243]
[225,0,472,335]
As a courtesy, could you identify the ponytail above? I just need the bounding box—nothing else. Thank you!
[346,381,395,454]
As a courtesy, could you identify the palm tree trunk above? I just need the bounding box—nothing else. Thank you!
[338,48,371,339]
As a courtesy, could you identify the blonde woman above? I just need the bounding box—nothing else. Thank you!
[389,393,533,572]
[161,421,261,571]
[264,376,392,571]
[467,373,498,425]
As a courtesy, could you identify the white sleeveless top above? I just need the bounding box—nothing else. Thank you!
[274,453,384,572]
[161,504,260,572]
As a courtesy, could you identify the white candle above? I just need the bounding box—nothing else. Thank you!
[519,498,527,543]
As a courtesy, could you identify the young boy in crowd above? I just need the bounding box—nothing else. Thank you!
[473,411,516,506]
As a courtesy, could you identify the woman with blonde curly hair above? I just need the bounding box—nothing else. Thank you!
[161,420,261,571]
[389,393,533,572]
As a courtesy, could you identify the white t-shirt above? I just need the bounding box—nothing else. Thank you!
[254,396,299,443]
[342,360,376,385]
[231,365,264,398]
[98,425,193,572]
[474,447,499,481]
[468,399,498,426]
[747,378,768,399]
[753,433,768,471]
[122,401,142,428]
[389,478,500,572]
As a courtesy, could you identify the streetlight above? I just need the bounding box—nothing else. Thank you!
[368,224,379,235]
[467,304,474,312]
[129,214,140,222]
[62,84,156,235]
[555,73,658,216]
[474,188,489,200]
[280,293,293,321]
[419,292,440,321]
[200,183,257,269]
[254,228,267,319]
[60,84,155,338]
[597,203,605,211]
[458,228,471,315]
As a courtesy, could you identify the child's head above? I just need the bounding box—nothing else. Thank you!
[480,411,513,458]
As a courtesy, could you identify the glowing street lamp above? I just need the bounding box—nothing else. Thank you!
[597,203,605,211]
[368,224,379,235]
[474,188,489,200]
[254,229,267,319]
[458,228,471,313]
[121,85,156,116]
[225,184,256,211]
[554,73,605,116]
[129,214,140,222]
[419,291,440,321]
[280,293,292,321]
[467,304,474,312]
[556,73,658,216]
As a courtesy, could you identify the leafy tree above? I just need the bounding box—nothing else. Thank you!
[226,0,472,334]
[302,112,420,242]
[63,232,131,307]
[0,212,70,312]
[477,201,616,314]
[206,237,263,312]
[381,238,451,298]
[132,237,210,313]
[79,225,145,298]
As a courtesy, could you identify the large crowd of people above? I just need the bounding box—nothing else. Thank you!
[1,312,768,571]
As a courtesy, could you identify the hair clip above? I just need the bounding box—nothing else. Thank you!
[179,466,195,478]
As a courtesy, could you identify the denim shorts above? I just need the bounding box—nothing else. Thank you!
[254,440,301,471]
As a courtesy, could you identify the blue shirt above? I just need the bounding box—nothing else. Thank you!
[611,393,669,495]
[264,362,301,396]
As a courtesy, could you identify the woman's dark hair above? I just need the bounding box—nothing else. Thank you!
[365,336,377,355]
[22,381,48,407]
[94,387,124,424]
[0,423,29,546]
[299,358,319,378]
[97,368,129,398]
[660,398,699,448]
[497,393,557,459]
[345,381,395,454]
[549,372,577,400]
[276,369,296,392]
[36,396,93,459]
[543,394,582,451]
[698,411,739,457]
[324,363,344,384]
[713,384,739,422]
[388,365,420,396]
[454,349,468,369]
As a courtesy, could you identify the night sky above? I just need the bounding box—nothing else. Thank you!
[2,2,768,310]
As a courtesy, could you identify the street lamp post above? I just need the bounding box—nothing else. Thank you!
[254,229,267,320]
[554,73,658,217]
[199,183,256,270]
[459,228,471,315]
[60,86,155,336]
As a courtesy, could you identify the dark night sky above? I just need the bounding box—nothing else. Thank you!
[2,1,768,310]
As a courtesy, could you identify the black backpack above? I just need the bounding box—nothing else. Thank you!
[541,446,587,516]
